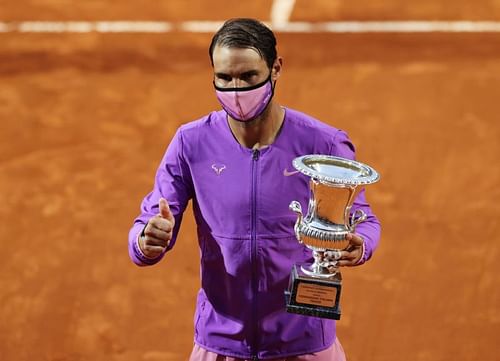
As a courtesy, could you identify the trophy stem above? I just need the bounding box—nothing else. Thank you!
[300,250,339,278]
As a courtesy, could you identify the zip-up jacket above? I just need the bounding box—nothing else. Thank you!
[128,108,381,359]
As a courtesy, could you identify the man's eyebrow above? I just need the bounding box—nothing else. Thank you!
[241,70,259,77]
[214,70,259,78]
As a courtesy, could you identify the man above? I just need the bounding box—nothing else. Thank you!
[128,18,381,361]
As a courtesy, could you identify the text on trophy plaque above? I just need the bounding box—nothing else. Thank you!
[296,283,337,307]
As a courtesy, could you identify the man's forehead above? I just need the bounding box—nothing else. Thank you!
[212,45,265,65]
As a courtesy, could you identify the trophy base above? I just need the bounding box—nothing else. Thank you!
[284,264,342,320]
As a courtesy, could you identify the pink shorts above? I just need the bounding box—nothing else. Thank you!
[189,337,347,361]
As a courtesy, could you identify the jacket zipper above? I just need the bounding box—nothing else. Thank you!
[251,148,260,360]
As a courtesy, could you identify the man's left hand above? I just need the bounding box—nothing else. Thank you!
[337,233,364,267]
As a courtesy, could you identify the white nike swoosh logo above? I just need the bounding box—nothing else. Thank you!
[283,169,300,177]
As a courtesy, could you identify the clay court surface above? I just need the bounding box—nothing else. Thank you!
[1,1,499,360]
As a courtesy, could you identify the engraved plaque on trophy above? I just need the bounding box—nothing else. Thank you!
[284,155,380,320]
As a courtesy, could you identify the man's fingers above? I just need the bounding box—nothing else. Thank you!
[338,249,360,266]
[159,198,175,223]
[144,225,170,241]
[336,234,365,267]
[346,232,364,246]
[144,235,169,248]
[338,259,356,267]
[139,235,167,258]
[149,216,173,233]
[340,250,358,261]
[142,244,166,256]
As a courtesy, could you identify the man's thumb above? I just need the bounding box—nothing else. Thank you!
[159,198,173,221]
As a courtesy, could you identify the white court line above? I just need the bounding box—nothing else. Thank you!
[2,21,500,33]
[2,21,172,33]
[271,0,296,28]
[320,21,500,33]
[179,21,224,33]
[0,22,11,32]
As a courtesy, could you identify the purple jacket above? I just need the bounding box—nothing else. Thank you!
[128,108,381,359]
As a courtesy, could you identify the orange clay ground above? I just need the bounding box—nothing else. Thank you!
[0,2,499,360]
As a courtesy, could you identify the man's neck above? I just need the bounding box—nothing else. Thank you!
[227,102,285,150]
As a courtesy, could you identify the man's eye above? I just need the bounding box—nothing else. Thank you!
[241,74,256,82]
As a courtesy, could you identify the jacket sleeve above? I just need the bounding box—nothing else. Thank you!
[330,130,381,265]
[128,128,194,266]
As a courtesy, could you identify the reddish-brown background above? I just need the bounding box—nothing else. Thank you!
[1,1,499,360]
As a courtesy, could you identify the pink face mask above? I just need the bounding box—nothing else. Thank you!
[214,75,275,122]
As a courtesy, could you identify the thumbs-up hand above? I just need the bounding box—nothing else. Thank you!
[139,198,176,259]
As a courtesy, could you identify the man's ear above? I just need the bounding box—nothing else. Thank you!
[272,56,283,81]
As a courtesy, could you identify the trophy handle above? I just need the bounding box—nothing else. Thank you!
[289,201,303,243]
[349,209,367,231]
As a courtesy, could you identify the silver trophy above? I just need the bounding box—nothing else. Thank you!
[284,155,380,319]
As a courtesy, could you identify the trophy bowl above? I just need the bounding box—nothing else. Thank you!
[285,155,379,319]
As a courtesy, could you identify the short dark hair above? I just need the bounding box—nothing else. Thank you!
[209,18,277,69]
